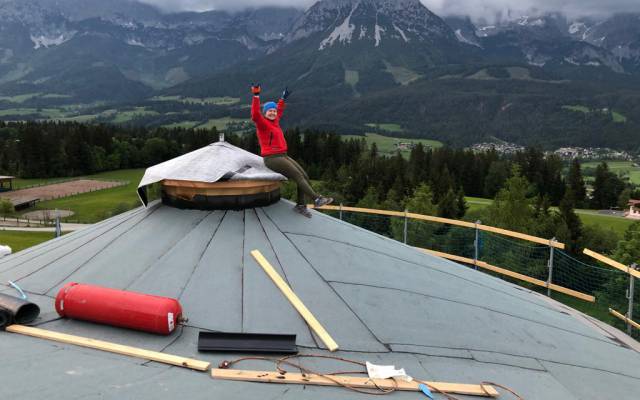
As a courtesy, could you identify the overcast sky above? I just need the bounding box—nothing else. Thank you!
[139,0,640,21]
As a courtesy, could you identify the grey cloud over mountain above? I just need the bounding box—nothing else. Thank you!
[139,0,640,20]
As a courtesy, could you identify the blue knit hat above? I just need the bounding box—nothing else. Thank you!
[262,101,277,114]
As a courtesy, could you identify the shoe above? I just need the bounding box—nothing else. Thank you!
[294,204,312,218]
[314,196,334,208]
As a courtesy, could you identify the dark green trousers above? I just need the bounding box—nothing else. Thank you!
[265,154,318,205]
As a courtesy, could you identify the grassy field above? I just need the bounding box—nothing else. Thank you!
[0,108,67,118]
[345,70,359,86]
[19,169,145,223]
[582,160,640,185]
[343,133,444,157]
[0,231,58,252]
[465,196,493,213]
[574,211,635,235]
[150,96,240,106]
[195,117,251,131]
[0,93,42,103]
[383,62,422,85]
[563,105,627,123]
[0,93,71,103]
[465,196,635,235]
[111,107,159,124]
[161,120,201,129]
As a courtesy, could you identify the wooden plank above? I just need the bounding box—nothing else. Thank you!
[477,224,565,249]
[211,369,500,397]
[310,204,406,218]
[583,249,640,279]
[250,250,339,352]
[609,308,640,330]
[6,325,211,371]
[312,205,564,248]
[419,248,595,302]
[407,212,476,228]
[420,249,476,265]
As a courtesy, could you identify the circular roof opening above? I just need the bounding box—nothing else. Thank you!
[161,179,281,210]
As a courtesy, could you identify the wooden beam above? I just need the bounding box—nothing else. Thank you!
[583,249,640,279]
[250,250,339,352]
[211,369,500,397]
[421,249,476,265]
[310,204,407,219]
[476,224,565,249]
[419,248,595,302]
[609,308,640,330]
[311,205,564,248]
[6,325,211,371]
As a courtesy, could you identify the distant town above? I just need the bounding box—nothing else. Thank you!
[468,142,637,162]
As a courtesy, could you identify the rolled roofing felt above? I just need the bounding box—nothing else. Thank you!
[0,293,40,326]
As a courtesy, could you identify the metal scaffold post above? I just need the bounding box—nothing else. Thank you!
[627,263,637,335]
[403,209,408,244]
[547,238,557,297]
[473,220,481,270]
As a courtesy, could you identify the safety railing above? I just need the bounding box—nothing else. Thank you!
[583,249,639,335]
[312,204,638,338]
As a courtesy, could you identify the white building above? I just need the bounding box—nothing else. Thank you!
[627,200,640,220]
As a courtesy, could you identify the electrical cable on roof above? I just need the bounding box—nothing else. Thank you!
[8,281,27,300]
[482,382,525,400]
[220,354,525,399]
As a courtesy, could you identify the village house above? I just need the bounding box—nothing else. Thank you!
[627,200,640,220]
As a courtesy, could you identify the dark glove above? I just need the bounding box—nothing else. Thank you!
[282,87,291,100]
[251,83,261,96]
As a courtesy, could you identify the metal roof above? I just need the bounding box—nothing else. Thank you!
[1,200,639,399]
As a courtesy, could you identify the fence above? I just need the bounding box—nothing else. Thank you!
[313,204,639,338]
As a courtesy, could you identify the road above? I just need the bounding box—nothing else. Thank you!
[0,223,89,232]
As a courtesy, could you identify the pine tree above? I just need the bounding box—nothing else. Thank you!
[567,158,587,207]
[485,166,535,233]
[391,183,437,247]
[591,162,626,209]
[557,189,583,253]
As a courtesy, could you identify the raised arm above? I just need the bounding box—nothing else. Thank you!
[251,95,264,124]
[276,98,286,120]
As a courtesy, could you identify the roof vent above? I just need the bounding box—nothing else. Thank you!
[137,142,285,210]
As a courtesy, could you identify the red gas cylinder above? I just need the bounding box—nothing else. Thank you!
[55,283,184,335]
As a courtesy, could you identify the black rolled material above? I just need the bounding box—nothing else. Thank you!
[198,332,298,354]
[162,188,281,211]
[0,293,40,325]
[0,308,10,330]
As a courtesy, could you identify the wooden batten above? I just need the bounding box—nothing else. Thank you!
[211,369,500,397]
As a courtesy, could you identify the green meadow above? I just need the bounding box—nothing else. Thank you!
[343,133,444,157]
[17,169,145,223]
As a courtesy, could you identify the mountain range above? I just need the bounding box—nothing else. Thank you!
[1,0,640,148]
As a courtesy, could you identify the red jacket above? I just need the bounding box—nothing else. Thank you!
[251,96,287,157]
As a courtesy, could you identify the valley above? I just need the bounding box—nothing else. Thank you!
[0,0,639,149]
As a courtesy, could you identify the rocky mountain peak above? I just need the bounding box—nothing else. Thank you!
[286,0,455,48]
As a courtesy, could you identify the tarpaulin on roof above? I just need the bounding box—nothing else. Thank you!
[137,142,286,206]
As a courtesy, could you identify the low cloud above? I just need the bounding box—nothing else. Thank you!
[140,0,640,21]
[424,0,640,22]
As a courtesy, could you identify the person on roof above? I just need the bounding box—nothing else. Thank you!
[251,83,333,217]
